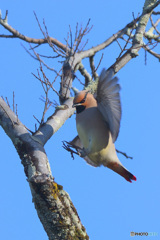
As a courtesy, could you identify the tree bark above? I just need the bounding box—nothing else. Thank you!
[0,0,159,239]
[0,98,89,240]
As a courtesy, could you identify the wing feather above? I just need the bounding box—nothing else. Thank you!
[97,68,121,142]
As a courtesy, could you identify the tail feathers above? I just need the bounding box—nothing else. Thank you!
[107,162,137,183]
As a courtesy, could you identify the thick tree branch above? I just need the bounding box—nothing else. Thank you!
[34,98,75,146]
[0,97,89,240]
[111,0,159,73]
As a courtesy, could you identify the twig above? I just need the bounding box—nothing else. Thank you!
[33,11,46,37]
[74,75,85,86]
[5,97,10,108]
[152,11,160,15]
[144,44,160,60]
[16,104,18,122]
[90,53,106,84]
[78,62,92,86]
[0,11,67,51]
[72,19,93,54]
[69,25,73,50]
[116,14,139,60]
[89,56,97,80]
[32,63,60,125]
[28,43,60,74]
[115,37,123,52]
[95,53,104,72]
[33,115,41,124]
[24,125,34,134]
[150,16,160,35]
[116,149,133,159]
[13,91,15,113]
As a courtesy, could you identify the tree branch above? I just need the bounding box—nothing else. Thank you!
[78,16,140,59]
[0,97,89,240]
[0,10,67,52]
[111,0,159,73]
[34,98,75,146]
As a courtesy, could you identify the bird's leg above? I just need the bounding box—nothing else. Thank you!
[78,148,88,157]
[78,138,92,157]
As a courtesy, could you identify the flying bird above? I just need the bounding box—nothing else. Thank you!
[71,68,136,183]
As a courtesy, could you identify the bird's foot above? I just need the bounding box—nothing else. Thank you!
[78,148,88,158]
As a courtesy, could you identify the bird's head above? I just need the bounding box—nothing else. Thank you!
[72,90,97,113]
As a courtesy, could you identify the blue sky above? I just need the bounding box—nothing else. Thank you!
[0,1,160,240]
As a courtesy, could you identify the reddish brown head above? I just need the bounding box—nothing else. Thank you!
[73,90,97,110]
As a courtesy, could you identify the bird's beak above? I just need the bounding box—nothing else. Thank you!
[72,103,77,108]
[72,103,81,108]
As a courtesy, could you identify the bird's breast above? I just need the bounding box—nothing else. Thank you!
[76,107,110,153]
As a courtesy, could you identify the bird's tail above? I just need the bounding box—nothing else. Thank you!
[107,162,137,182]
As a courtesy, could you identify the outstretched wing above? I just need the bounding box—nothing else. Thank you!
[96,68,121,142]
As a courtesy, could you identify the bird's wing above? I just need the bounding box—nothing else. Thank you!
[96,68,121,142]
[70,136,98,167]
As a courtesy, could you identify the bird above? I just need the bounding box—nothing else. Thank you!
[71,68,136,183]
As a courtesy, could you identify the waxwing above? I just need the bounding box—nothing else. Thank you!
[71,68,136,183]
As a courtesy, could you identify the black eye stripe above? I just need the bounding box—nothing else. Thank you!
[80,99,85,103]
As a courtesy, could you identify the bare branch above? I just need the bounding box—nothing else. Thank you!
[77,62,92,86]
[33,115,41,124]
[89,56,99,80]
[116,149,133,159]
[12,91,15,113]
[150,16,160,35]
[5,97,10,108]
[95,54,104,73]
[0,10,67,52]
[79,16,140,60]
[110,0,159,73]
[33,98,75,146]
[152,11,160,15]
[144,44,160,60]
[27,43,61,73]
[72,19,93,54]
